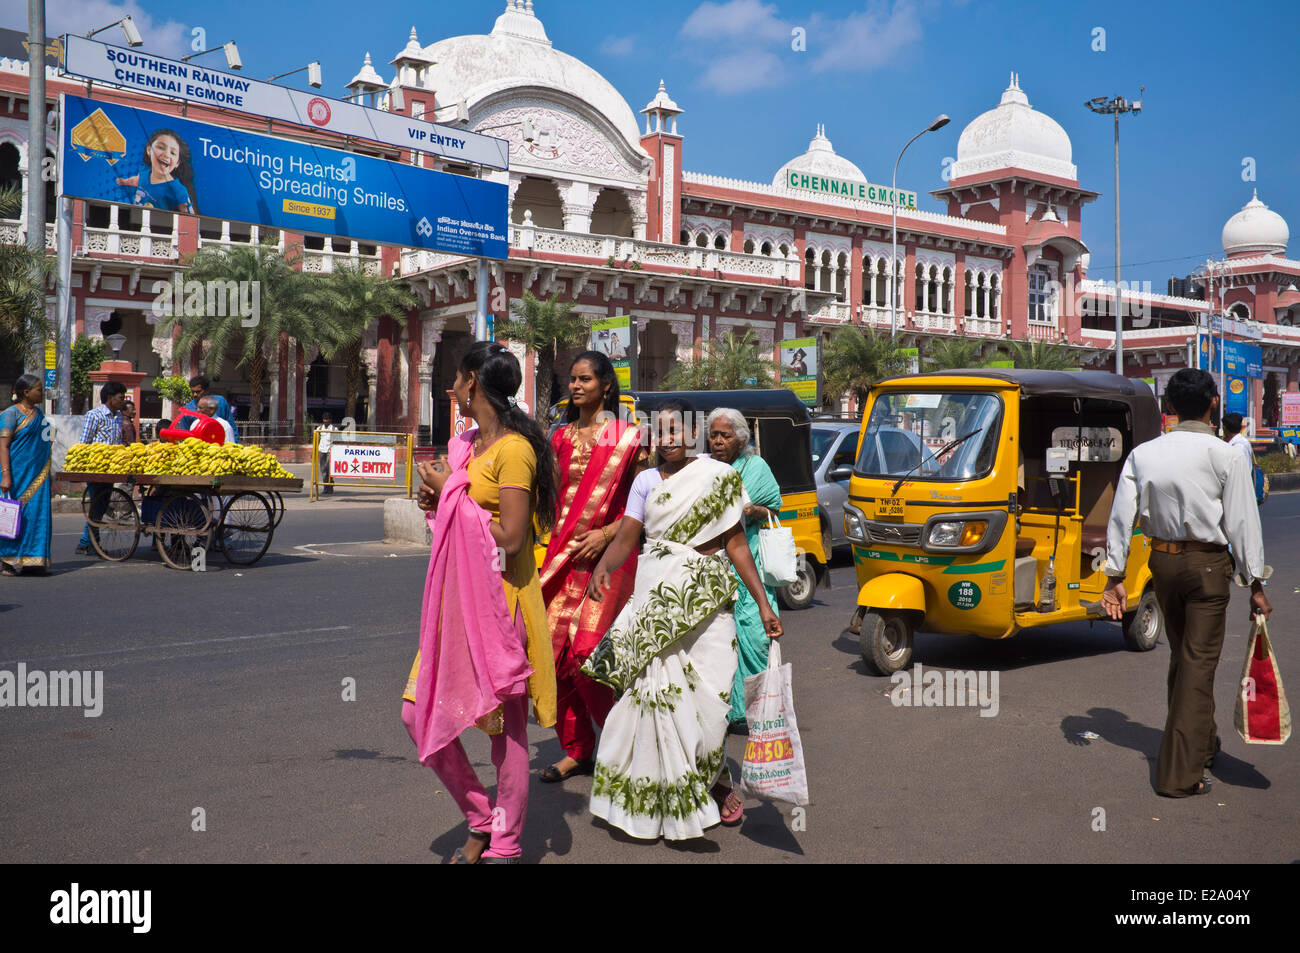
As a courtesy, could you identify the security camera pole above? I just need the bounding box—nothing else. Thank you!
[1086,90,1143,375]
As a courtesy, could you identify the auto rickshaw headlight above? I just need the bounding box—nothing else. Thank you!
[928,521,964,546]
[960,521,988,546]
[843,503,867,544]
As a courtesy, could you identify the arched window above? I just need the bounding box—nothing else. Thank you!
[590,188,635,237]
[743,238,755,254]
[760,241,772,257]
[511,177,564,229]
[1027,265,1054,323]
[680,229,690,245]
[713,233,727,250]
[695,232,708,247]
[1228,302,1251,320]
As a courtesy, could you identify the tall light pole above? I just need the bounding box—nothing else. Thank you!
[891,114,949,339]
[1086,90,1142,374]
[25,0,46,377]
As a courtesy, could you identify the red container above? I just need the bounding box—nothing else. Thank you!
[160,409,226,445]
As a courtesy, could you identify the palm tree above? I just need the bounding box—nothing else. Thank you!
[303,262,419,423]
[823,327,908,405]
[663,328,776,390]
[496,291,591,424]
[923,337,991,371]
[998,339,1078,370]
[160,243,327,424]
[0,185,52,369]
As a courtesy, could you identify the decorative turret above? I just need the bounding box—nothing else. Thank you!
[641,79,682,135]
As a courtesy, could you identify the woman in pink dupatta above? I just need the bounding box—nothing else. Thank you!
[400,342,558,864]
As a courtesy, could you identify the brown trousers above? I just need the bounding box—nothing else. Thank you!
[1148,549,1233,796]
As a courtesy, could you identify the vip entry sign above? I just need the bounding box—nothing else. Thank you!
[329,444,397,481]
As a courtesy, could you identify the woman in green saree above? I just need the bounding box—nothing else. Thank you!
[583,398,782,839]
[707,407,782,731]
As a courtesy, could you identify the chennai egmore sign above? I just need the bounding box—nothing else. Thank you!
[783,170,917,210]
[61,94,508,258]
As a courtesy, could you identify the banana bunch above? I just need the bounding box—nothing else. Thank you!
[64,439,295,480]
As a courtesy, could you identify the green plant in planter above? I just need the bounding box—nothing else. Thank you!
[153,374,193,407]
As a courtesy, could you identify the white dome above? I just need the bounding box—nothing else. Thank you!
[1222,190,1289,258]
[949,73,1076,181]
[773,125,866,187]
[411,2,644,151]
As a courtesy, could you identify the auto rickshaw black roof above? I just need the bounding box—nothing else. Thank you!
[880,369,1161,443]
[629,388,811,421]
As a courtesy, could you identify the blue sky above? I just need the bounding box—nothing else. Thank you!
[24,0,1300,290]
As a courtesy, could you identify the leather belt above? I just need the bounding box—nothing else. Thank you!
[1150,538,1228,555]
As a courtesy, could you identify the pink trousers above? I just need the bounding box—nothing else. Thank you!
[402,607,532,860]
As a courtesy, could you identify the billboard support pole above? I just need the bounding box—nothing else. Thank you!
[475,259,489,342]
[55,97,71,414]
[26,0,46,376]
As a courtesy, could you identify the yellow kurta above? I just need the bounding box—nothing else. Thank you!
[404,432,556,729]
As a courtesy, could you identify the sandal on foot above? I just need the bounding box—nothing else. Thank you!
[450,828,490,864]
[540,758,594,783]
[712,786,744,826]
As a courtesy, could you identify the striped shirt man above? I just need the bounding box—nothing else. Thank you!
[81,403,123,445]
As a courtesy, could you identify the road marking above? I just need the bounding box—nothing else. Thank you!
[294,541,426,557]
[0,626,352,666]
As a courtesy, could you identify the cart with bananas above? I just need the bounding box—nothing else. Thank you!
[58,438,303,570]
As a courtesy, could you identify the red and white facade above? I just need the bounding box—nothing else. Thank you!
[3,3,1298,437]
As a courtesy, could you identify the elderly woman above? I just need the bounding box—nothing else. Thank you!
[706,407,782,731]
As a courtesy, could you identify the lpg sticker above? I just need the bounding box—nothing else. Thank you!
[948,580,981,610]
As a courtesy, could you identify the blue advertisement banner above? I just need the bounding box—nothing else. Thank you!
[1225,375,1249,416]
[1196,334,1262,379]
[61,94,508,259]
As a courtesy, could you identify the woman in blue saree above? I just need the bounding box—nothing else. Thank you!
[0,374,53,575]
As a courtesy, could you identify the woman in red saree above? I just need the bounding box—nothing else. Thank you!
[538,351,646,783]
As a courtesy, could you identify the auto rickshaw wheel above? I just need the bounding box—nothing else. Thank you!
[777,558,818,610]
[1122,588,1162,652]
[860,610,914,675]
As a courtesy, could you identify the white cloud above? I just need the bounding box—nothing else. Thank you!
[679,0,926,95]
[45,0,191,59]
[810,0,923,73]
[600,34,637,57]
[698,50,787,94]
[681,0,791,43]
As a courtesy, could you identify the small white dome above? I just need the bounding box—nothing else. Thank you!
[950,72,1075,181]
[773,125,866,187]
[1222,190,1289,258]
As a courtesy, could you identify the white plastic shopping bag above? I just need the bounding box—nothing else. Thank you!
[0,493,20,541]
[757,513,798,587]
[737,641,809,805]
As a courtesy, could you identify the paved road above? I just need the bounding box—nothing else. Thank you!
[2,489,1297,863]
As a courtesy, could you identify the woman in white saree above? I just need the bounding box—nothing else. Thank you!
[583,399,783,840]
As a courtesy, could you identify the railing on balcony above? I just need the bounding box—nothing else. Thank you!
[507,224,801,283]
[1,218,58,251]
[301,243,382,275]
[1027,321,1060,341]
[963,316,1001,337]
[913,310,956,333]
[806,300,852,324]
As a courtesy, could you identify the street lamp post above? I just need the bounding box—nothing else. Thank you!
[1086,91,1143,375]
[891,115,949,339]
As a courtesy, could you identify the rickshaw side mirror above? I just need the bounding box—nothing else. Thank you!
[829,465,853,482]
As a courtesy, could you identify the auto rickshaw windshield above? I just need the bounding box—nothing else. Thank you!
[857,390,1003,480]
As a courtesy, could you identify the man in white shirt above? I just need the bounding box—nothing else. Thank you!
[1222,413,1255,469]
[1102,368,1272,798]
[197,396,237,444]
[316,413,338,496]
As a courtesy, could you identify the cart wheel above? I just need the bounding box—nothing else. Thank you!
[777,557,818,610]
[80,485,95,518]
[154,494,212,570]
[270,492,286,529]
[1122,588,1163,652]
[88,486,140,562]
[859,610,914,675]
[218,492,274,565]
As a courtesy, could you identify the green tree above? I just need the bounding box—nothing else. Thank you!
[71,336,108,411]
[923,337,992,371]
[497,291,591,424]
[663,328,776,391]
[0,185,52,369]
[823,327,908,405]
[160,244,327,424]
[303,262,419,423]
[998,339,1078,370]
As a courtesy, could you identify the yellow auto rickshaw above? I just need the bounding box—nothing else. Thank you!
[541,388,828,609]
[843,369,1164,674]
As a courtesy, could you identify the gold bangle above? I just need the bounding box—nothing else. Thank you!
[602,525,611,541]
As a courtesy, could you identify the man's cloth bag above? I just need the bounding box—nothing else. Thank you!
[737,642,809,805]
[1234,616,1291,745]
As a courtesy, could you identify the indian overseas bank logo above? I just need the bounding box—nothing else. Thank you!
[416,216,433,237]
[307,97,332,126]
